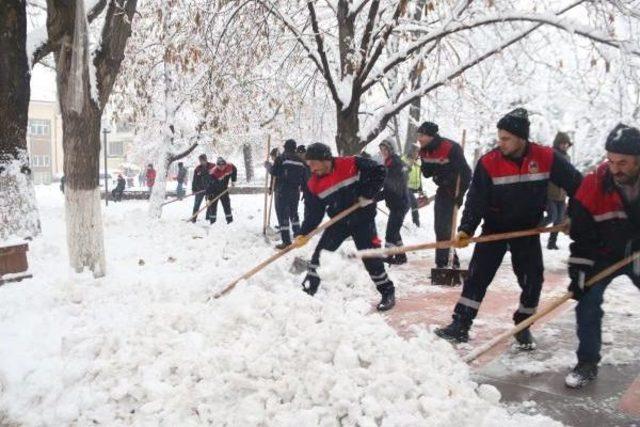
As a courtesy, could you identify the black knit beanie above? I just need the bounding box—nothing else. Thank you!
[605,123,640,155]
[497,108,530,140]
[417,121,439,137]
[305,143,333,161]
[284,139,297,152]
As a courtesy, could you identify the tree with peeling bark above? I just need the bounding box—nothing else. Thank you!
[254,0,640,155]
[112,0,325,216]
[0,1,41,241]
[39,0,137,277]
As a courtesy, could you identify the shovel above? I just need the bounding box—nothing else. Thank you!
[431,130,467,286]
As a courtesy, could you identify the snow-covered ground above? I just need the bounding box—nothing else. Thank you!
[1,185,567,425]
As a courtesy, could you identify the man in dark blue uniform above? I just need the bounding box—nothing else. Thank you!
[378,139,410,265]
[267,139,309,249]
[417,122,471,269]
[565,124,640,388]
[291,143,396,311]
[435,108,582,349]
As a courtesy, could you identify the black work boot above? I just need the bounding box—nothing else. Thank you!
[301,273,320,296]
[514,328,537,351]
[376,284,395,311]
[435,316,471,343]
[547,233,559,250]
[275,242,290,250]
[565,361,598,389]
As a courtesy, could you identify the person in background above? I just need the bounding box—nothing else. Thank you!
[544,131,573,249]
[417,121,472,269]
[145,164,156,192]
[176,162,187,200]
[404,148,424,227]
[191,154,214,222]
[267,139,308,249]
[60,175,65,194]
[112,174,126,202]
[379,139,410,264]
[206,157,237,224]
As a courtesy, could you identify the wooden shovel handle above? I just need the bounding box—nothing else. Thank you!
[356,224,567,258]
[212,201,367,299]
[462,251,640,363]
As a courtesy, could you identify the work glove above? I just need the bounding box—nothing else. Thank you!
[292,235,311,248]
[453,231,471,248]
[568,263,592,300]
[301,273,320,296]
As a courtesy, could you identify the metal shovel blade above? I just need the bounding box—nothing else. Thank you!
[290,256,310,274]
[430,267,468,287]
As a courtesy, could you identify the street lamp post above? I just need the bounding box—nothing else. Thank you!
[102,127,111,207]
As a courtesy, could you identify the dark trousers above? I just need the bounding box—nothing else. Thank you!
[543,200,566,245]
[308,219,393,295]
[434,192,458,267]
[275,190,301,244]
[453,235,544,326]
[111,188,124,202]
[192,193,205,219]
[385,203,408,247]
[207,192,232,223]
[575,262,640,363]
[408,191,420,226]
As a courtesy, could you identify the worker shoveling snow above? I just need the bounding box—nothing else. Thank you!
[0,188,561,425]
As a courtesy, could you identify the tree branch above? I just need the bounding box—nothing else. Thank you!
[361,0,588,144]
[356,0,407,85]
[94,0,138,109]
[32,0,108,65]
[308,1,341,106]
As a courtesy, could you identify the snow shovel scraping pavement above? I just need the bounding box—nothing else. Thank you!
[211,200,371,300]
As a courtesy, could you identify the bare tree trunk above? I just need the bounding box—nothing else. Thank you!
[61,105,106,276]
[47,0,137,276]
[0,0,40,240]
[242,143,253,182]
[335,104,362,155]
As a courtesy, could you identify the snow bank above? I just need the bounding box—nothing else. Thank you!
[0,187,561,426]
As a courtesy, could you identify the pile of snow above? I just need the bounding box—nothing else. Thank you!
[0,187,561,425]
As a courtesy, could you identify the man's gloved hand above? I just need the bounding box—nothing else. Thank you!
[453,231,471,248]
[301,273,320,296]
[358,196,374,207]
[230,181,235,188]
[568,263,591,300]
[206,193,214,201]
[292,235,310,248]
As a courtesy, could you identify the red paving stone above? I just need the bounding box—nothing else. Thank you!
[385,257,572,366]
[619,376,640,418]
[383,255,640,421]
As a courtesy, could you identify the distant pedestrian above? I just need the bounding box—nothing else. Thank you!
[112,174,126,201]
[146,164,156,192]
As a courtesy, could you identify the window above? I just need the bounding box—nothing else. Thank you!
[108,141,124,157]
[29,119,51,136]
[30,155,50,168]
